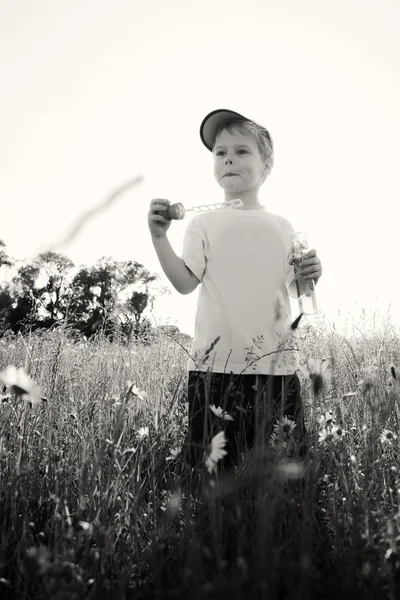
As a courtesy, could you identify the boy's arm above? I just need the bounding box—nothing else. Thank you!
[152,234,200,295]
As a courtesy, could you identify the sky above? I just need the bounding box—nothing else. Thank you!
[1,0,400,339]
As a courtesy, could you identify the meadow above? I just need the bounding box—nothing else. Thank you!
[1,308,400,600]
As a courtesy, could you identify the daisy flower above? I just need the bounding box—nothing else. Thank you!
[166,446,182,461]
[380,429,398,444]
[273,415,297,437]
[331,425,346,441]
[126,381,146,401]
[166,491,182,514]
[318,427,333,444]
[269,431,288,450]
[209,404,234,421]
[0,365,42,406]
[269,416,297,452]
[318,410,335,428]
[319,424,345,444]
[137,426,149,439]
[205,431,227,474]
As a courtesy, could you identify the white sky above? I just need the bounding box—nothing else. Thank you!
[1,0,400,338]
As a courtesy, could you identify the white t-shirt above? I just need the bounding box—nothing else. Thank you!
[180,204,301,376]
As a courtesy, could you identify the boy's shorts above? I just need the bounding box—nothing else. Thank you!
[183,370,309,470]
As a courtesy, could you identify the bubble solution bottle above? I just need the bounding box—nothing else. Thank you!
[289,232,318,315]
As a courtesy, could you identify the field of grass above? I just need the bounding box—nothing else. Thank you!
[1,310,400,599]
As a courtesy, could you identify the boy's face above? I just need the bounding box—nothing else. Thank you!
[212,128,267,193]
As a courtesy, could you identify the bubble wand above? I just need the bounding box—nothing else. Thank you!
[166,198,244,220]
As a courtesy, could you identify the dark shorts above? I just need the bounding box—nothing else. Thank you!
[183,370,308,470]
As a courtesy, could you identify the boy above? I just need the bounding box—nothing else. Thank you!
[148,108,322,472]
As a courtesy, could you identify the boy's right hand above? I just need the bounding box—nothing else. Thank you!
[148,198,172,239]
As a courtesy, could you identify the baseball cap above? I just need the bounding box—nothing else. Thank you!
[199,108,271,152]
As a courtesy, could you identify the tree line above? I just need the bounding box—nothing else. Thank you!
[0,240,190,344]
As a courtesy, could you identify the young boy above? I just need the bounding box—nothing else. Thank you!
[148,108,322,472]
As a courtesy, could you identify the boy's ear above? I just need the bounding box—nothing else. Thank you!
[260,163,270,184]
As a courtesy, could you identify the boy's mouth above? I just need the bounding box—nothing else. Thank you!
[224,173,238,177]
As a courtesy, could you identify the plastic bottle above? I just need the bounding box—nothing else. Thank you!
[289,232,318,315]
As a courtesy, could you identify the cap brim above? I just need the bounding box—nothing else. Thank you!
[199,109,249,151]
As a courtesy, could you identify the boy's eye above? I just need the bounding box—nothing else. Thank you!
[216,149,248,156]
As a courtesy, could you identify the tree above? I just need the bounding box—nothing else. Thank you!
[0,288,14,333]
[33,251,74,323]
[8,251,74,331]
[68,257,159,337]
[0,240,12,268]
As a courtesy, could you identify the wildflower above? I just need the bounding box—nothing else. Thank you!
[318,427,333,444]
[137,426,149,439]
[318,410,335,428]
[205,431,227,474]
[380,429,398,444]
[76,520,92,534]
[126,381,146,401]
[0,365,42,406]
[302,357,328,396]
[165,491,182,514]
[166,446,181,461]
[269,431,287,450]
[269,416,297,452]
[319,424,345,444]
[277,460,305,480]
[273,415,297,436]
[331,425,346,441]
[209,404,234,421]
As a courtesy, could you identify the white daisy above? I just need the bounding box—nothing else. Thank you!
[318,410,335,428]
[273,415,297,436]
[0,365,42,406]
[137,426,149,439]
[318,427,333,444]
[126,381,146,401]
[331,425,346,441]
[269,431,288,450]
[205,431,227,474]
[380,429,397,444]
[166,446,182,461]
[209,404,234,421]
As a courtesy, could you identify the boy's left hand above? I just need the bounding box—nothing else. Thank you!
[299,249,322,283]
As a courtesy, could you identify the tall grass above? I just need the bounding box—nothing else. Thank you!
[1,308,400,599]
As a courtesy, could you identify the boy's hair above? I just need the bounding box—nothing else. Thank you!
[211,118,274,180]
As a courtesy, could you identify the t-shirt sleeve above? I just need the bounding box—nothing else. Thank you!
[179,215,206,283]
